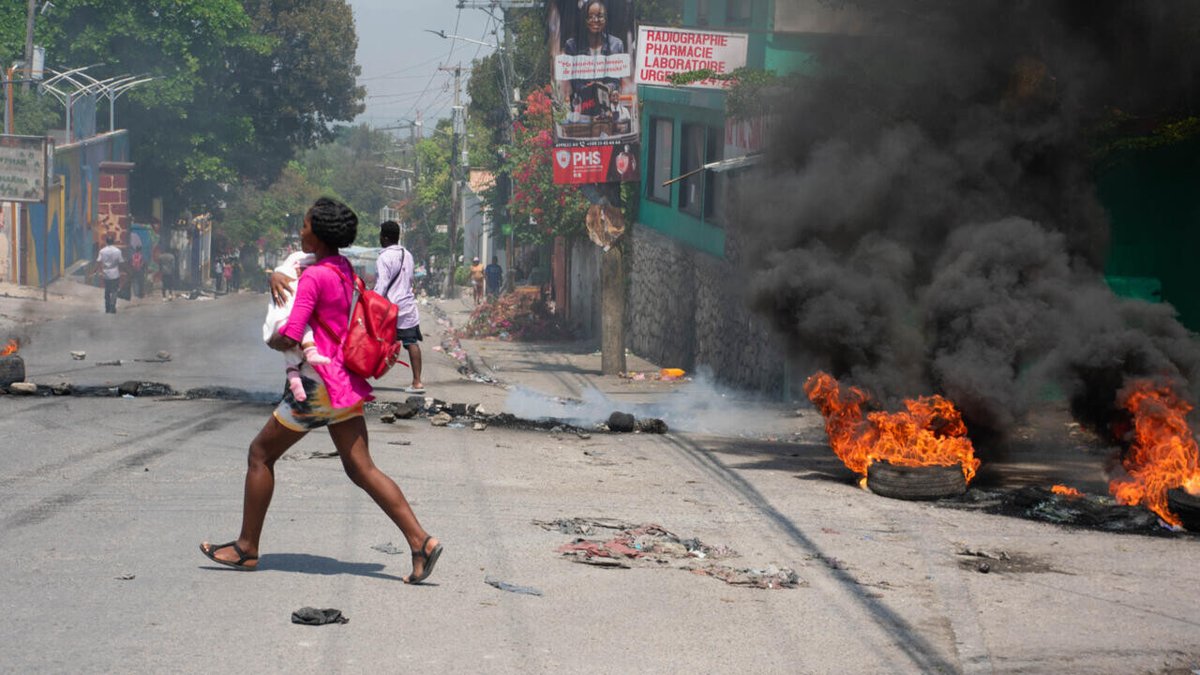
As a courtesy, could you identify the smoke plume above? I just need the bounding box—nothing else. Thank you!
[740,1,1200,436]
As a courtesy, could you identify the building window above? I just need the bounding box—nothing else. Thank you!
[679,124,723,221]
[696,0,709,26]
[648,117,673,204]
[727,0,752,25]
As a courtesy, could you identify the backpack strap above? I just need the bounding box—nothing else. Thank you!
[313,260,361,344]
[382,246,404,299]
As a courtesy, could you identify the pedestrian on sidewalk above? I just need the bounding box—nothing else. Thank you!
[469,256,485,306]
[94,233,124,314]
[376,220,425,394]
[200,198,442,584]
[485,255,503,299]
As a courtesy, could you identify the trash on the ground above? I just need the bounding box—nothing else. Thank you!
[51,383,71,395]
[484,576,543,596]
[156,351,171,361]
[70,351,86,360]
[546,518,796,589]
[387,440,412,446]
[660,368,686,380]
[534,517,634,536]
[371,542,406,555]
[283,450,339,461]
[290,607,348,625]
[687,564,803,590]
[9,381,37,394]
[115,573,135,581]
[430,412,452,427]
[635,417,669,434]
[956,547,1010,561]
[380,414,396,424]
[473,421,487,431]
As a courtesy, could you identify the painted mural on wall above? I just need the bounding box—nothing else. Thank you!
[22,131,130,286]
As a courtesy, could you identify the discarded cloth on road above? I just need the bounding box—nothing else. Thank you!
[291,607,349,625]
[541,518,800,590]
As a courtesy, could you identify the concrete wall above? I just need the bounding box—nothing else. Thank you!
[627,222,786,393]
[21,131,131,285]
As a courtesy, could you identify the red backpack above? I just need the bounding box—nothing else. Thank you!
[315,263,406,379]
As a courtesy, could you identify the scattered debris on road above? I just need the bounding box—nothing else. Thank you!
[485,576,543,596]
[540,517,801,590]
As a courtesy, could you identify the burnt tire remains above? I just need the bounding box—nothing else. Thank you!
[1167,489,1200,532]
[0,355,25,387]
[866,461,967,501]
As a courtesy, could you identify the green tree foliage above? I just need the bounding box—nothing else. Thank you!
[8,0,363,216]
[221,160,320,252]
[221,124,396,249]
[402,119,454,272]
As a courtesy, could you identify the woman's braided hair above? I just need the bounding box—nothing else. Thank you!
[307,197,358,248]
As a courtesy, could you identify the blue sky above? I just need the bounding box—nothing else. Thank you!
[348,0,496,133]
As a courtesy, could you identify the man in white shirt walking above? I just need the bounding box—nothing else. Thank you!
[94,233,124,314]
[375,221,424,394]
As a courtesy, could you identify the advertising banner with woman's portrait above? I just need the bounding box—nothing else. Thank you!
[549,0,640,184]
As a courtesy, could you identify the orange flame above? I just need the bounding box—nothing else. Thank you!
[1108,380,1200,526]
[0,339,17,357]
[1051,484,1083,498]
[804,371,980,483]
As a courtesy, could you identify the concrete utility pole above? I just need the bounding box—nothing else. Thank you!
[439,64,463,299]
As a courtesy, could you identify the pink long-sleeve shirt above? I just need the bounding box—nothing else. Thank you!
[280,255,373,408]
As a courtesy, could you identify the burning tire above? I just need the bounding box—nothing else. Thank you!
[865,461,967,501]
[1166,489,1200,532]
[0,355,24,387]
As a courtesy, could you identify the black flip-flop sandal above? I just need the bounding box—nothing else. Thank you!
[199,541,259,571]
[405,535,443,584]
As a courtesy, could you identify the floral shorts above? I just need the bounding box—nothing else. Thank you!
[273,371,363,432]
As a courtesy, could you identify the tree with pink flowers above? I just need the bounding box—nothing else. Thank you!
[498,86,591,245]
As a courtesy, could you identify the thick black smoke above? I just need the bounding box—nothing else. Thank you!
[740,1,1200,436]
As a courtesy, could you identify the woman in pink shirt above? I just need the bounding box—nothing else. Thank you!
[200,198,442,584]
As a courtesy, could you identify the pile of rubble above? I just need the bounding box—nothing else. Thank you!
[457,292,574,341]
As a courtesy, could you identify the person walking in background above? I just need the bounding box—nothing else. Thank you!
[157,248,177,299]
[130,246,145,298]
[94,233,124,314]
[222,258,233,294]
[376,220,425,394]
[485,255,503,299]
[200,198,442,584]
[468,256,485,306]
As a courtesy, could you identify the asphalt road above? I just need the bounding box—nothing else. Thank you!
[2,285,1199,673]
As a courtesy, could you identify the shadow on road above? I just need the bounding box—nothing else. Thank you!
[212,553,409,582]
